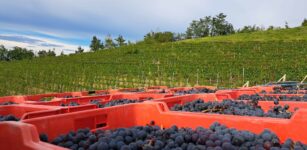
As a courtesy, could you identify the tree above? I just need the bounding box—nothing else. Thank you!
[60,51,65,56]
[90,36,104,51]
[38,50,48,57]
[115,35,126,47]
[105,35,115,49]
[237,25,264,33]
[173,33,186,41]
[0,45,8,61]
[37,50,56,57]
[143,31,174,43]
[267,26,275,31]
[47,50,56,56]
[185,18,211,39]
[285,22,289,29]
[210,13,234,36]
[7,47,34,61]
[143,32,156,43]
[155,32,174,42]
[185,13,234,38]
[76,46,84,54]
[302,18,307,26]
[197,16,211,37]
[127,40,133,45]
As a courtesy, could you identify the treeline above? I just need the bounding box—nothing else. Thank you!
[0,45,56,61]
[151,14,307,42]
[30,13,307,55]
[86,35,130,52]
[87,13,307,50]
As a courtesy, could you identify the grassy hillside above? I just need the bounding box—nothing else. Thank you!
[183,26,307,42]
[0,27,306,96]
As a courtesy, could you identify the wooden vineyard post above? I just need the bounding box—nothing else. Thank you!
[301,75,307,84]
[196,69,199,86]
[277,74,287,82]
[242,81,250,88]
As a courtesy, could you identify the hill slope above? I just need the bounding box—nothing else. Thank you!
[0,27,306,96]
[183,26,307,42]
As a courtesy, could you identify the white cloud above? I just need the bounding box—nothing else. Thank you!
[0,0,306,47]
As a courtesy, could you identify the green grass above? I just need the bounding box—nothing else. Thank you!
[183,26,307,42]
[0,27,306,96]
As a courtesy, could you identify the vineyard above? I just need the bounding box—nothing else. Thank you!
[0,27,307,96]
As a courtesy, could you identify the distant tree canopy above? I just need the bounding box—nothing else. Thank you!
[285,22,289,29]
[186,13,234,39]
[0,45,58,61]
[89,35,128,51]
[115,35,126,47]
[1,46,34,61]
[75,46,84,54]
[302,19,307,26]
[0,45,8,61]
[237,25,265,33]
[173,33,186,41]
[37,50,56,57]
[144,31,174,43]
[90,36,104,51]
[60,51,65,56]
[105,35,116,49]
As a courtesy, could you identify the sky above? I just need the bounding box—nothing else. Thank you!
[0,0,306,55]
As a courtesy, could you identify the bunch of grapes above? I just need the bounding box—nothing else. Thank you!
[59,99,144,108]
[239,94,307,102]
[90,100,104,108]
[46,122,307,150]
[102,99,142,108]
[60,102,80,107]
[89,99,143,108]
[171,99,293,119]
[121,89,145,93]
[175,88,216,95]
[0,101,17,105]
[268,87,307,94]
[0,114,19,121]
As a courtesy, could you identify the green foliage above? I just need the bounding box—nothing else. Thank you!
[267,26,282,31]
[285,22,289,29]
[126,48,139,54]
[0,26,306,96]
[185,26,307,43]
[115,35,126,47]
[143,31,174,43]
[186,13,234,38]
[210,13,235,36]
[60,51,65,56]
[173,33,186,41]
[37,50,56,57]
[6,47,34,61]
[90,36,104,51]
[75,46,84,54]
[0,45,8,61]
[237,25,265,33]
[105,35,116,49]
[302,18,307,26]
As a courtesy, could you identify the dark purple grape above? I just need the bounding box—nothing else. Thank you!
[46,122,307,149]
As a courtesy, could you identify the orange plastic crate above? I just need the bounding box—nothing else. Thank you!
[0,102,306,150]
[0,104,60,119]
